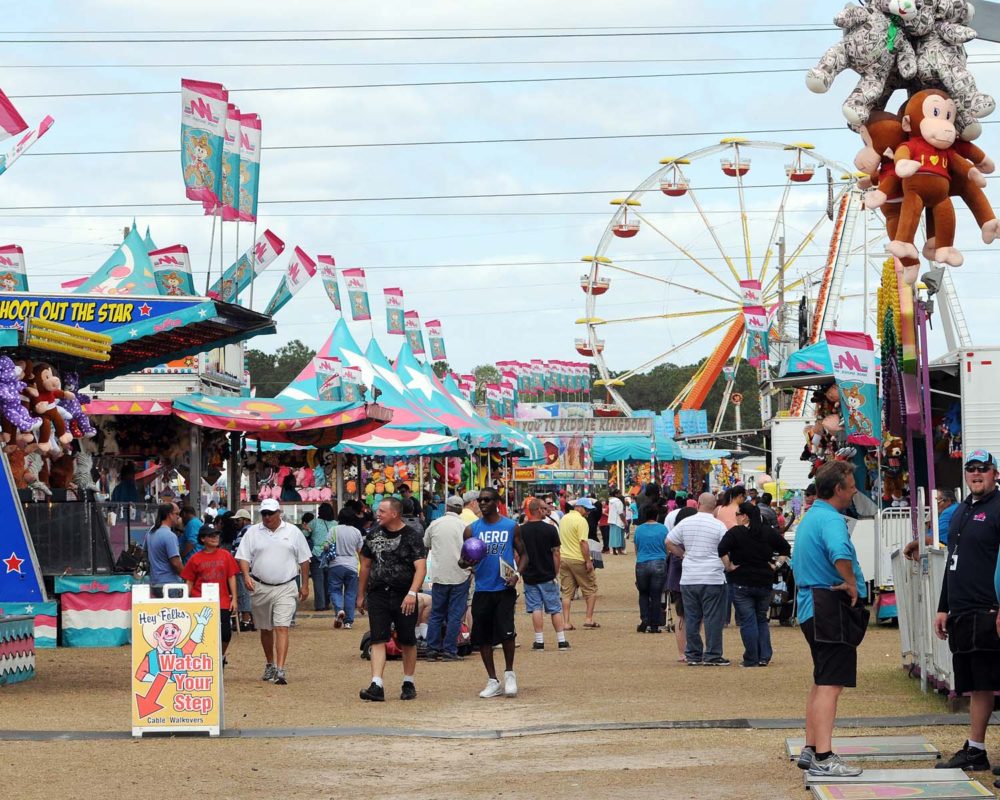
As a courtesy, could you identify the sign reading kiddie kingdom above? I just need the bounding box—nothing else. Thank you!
[131,584,223,736]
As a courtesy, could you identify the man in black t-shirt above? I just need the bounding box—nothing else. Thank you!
[517,498,570,651]
[934,448,1000,775]
[357,497,427,702]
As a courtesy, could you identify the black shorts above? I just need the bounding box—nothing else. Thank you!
[952,651,1000,694]
[470,588,518,648]
[367,586,418,646]
[800,618,858,687]
[220,610,232,644]
[670,590,684,617]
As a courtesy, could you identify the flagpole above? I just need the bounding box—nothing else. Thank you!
[249,221,258,310]
[218,215,224,302]
[204,214,217,295]
[234,220,240,299]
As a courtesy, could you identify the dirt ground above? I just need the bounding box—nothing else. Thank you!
[0,554,965,798]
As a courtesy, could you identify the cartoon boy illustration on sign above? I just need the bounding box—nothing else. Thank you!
[135,606,213,685]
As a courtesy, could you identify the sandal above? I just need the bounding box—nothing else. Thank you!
[564,624,576,631]
[583,622,601,629]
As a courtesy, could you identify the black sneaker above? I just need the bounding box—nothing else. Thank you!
[648,626,662,634]
[704,657,731,666]
[685,659,703,667]
[532,642,545,651]
[425,650,442,661]
[440,652,464,661]
[938,742,989,771]
[636,623,648,633]
[400,681,417,700]
[360,681,385,702]
[739,660,758,668]
[558,641,571,650]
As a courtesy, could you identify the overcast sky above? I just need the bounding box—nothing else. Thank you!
[4,1,1000,378]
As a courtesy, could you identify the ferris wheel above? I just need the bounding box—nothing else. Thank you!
[578,137,867,423]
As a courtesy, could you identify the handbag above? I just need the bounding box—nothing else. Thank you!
[945,609,1000,655]
[811,588,870,647]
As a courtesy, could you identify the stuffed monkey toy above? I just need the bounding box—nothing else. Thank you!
[31,362,74,453]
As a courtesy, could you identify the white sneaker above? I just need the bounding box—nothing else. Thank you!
[479,678,503,698]
[504,670,518,697]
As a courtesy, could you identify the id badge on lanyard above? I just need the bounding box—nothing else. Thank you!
[950,503,978,572]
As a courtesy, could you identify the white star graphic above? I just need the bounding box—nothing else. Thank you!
[198,308,208,318]
[129,328,139,338]
[24,604,34,614]
[340,347,407,395]
[403,366,435,400]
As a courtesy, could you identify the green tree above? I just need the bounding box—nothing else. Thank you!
[245,339,316,395]
[432,360,450,378]
[472,364,500,387]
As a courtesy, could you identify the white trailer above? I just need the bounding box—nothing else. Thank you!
[766,415,816,492]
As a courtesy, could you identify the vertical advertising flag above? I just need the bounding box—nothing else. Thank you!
[0,115,54,178]
[149,245,194,296]
[404,311,425,356]
[825,331,881,447]
[0,245,28,292]
[342,268,371,321]
[738,279,763,305]
[384,288,405,335]
[458,379,473,402]
[426,319,446,361]
[317,255,341,311]
[315,357,342,402]
[207,229,284,302]
[461,374,477,404]
[486,384,502,419]
[216,103,241,220]
[743,305,770,367]
[501,382,515,418]
[341,366,363,402]
[531,360,544,394]
[0,89,27,140]
[237,112,261,223]
[264,246,317,316]
[180,79,228,209]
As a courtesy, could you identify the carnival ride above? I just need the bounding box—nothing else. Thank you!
[579,139,880,428]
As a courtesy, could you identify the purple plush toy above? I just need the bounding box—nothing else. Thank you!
[58,371,96,438]
[0,355,40,440]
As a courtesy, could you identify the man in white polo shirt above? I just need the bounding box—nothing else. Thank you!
[235,498,311,685]
[666,492,730,666]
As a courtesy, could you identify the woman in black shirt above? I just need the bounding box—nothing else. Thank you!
[717,501,791,667]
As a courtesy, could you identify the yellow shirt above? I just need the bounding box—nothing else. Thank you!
[459,508,479,525]
[559,509,590,562]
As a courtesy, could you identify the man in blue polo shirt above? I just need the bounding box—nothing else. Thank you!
[791,460,866,778]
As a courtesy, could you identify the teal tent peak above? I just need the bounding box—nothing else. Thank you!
[73,225,160,296]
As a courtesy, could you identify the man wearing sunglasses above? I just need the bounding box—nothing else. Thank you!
[235,498,312,685]
[935,449,1000,776]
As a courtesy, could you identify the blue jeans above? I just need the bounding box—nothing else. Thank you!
[426,578,471,655]
[680,583,727,662]
[635,559,667,628]
[236,573,252,614]
[311,558,330,610]
[326,565,359,623]
[733,585,773,665]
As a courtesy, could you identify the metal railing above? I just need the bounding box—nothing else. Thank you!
[876,506,930,589]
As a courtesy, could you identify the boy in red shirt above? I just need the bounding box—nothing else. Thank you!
[180,525,240,659]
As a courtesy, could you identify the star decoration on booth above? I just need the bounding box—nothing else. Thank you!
[3,551,24,574]
[24,604,34,614]
[340,347,407,395]
[403,367,435,400]
[138,303,152,317]
[129,328,139,338]
[198,308,208,317]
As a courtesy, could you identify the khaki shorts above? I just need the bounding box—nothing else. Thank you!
[559,560,597,599]
[250,579,298,630]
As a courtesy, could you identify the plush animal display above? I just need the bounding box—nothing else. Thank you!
[0,356,40,443]
[888,89,987,266]
[806,4,917,128]
[30,362,74,453]
[58,371,96,439]
[810,0,994,138]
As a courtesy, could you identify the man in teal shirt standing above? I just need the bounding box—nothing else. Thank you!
[791,461,867,778]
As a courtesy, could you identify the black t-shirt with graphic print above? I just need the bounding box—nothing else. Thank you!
[361,524,427,592]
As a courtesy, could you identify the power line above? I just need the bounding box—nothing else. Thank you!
[0,27,833,45]
[3,24,832,34]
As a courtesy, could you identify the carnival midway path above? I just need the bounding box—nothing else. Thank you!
[0,554,976,799]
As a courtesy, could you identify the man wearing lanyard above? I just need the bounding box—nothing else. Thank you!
[935,449,1000,775]
[235,499,311,685]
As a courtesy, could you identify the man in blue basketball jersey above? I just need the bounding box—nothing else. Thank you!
[465,487,524,698]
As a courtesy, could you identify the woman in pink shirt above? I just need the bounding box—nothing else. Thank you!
[715,485,746,531]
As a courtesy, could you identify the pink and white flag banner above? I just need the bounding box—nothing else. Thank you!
[404,310,425,356]
[0,89,27,141]
[743,305,769,367]
[500,381,515,417]
[457,379,474,402]
[739,279,763,306]
[317,255,341,311]
[210,102,241,220]
[486,383,502,419]
[0,115,54,178]
[237,111,261,223]
[315,356,342,402]
[343,268,371,321]
[825,330,881,447]
[426,319,446,361]
[384,287,405,335]
[207,228,284,302]
[341,365,364,402]
[149,245,194,296]
[0,245,27,292]
[264,246,317,316]
[180,79,228,209]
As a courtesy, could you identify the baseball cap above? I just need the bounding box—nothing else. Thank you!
[259,498,281,513]
[446,495,464,510]
[573,497,595,510]
[197,525,220,541]
[675,490,688,501]
[965,449,998,469]
[462,490,480,504]
[232,508,252,521]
